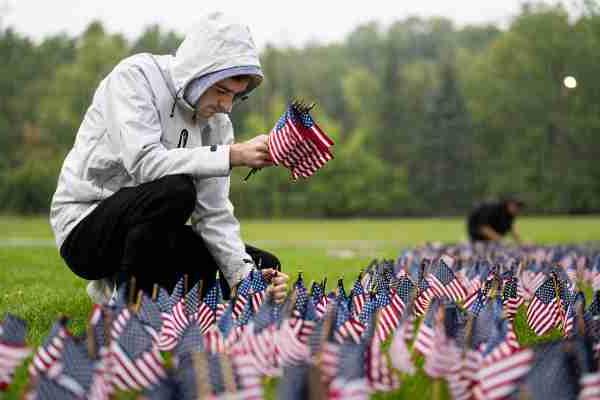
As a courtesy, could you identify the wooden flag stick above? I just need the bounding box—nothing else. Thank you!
[193,351,212,398]
[134,290,143,314]
[285,288,298,318]
[128,276,136,306]
[551,272,565,330]
[433,307,447,400]
[462,314,475,358]
[308,362,326,400]
[86,318,97,360]
[219,353,237,395]
[243,168,259,182]
[197,279,204,300]
[151,284,159,302]
[576,299,586,337]
[103,309,112,350]
[184,274,189,295]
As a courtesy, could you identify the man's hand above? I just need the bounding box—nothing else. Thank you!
[230,134,273,169]
[479,225,503,241]
[263,268,289,304]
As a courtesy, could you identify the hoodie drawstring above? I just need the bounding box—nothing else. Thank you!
[170,99,177,118]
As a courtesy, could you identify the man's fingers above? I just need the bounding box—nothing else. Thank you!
[271,282,287,292]
[255,144,269,154]
[272,276,288,286]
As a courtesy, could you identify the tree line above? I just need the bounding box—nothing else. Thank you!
[1,2,599,217]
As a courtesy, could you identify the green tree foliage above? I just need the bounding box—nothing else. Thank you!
[0,5,599,215]
[462,3,600,213]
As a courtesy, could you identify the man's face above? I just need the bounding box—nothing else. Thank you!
[195,77,249,118]
[506,201,521,216]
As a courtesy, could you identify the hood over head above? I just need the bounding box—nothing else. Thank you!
[169,12,263,110]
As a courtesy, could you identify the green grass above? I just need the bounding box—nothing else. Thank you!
[1,215,600,398]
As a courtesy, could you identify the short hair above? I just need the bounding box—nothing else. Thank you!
[230,74,252,82]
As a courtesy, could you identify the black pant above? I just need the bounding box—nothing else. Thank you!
[60,174,280,298]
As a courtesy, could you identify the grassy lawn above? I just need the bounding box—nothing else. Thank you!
[1,215,599,398]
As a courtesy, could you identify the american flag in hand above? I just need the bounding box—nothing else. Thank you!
[260,101,334,180]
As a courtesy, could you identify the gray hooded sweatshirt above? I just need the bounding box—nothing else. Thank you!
[50,13,262,287]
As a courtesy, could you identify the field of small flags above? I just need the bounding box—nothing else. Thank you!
[3,238,600,399]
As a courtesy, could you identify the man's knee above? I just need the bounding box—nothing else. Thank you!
[160,174,196,217]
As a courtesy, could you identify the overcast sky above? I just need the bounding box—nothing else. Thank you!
[1,0,569,49]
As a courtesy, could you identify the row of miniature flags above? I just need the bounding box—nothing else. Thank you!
[2,243,600,399]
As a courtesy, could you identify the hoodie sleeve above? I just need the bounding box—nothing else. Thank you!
[104,65,231,182]
[190,118,254,287]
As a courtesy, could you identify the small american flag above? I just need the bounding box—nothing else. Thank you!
[357,293,378,326]
[240,296,279,376]
[365,313,399,392]
[136,292,163,343]
[109,308,166,391]
[426,255,468,302]
[350,276,366,318]
[0,314,30,391]
[276,363,310,400]
[216,301,237,348]
[292,275,309,318]
[561,290,583,338]
[328,340,369,399]
[157,277,187,351]
[87,305,113,400]
[267,102,334,180]
[584,292,600,355]
[184,281,214,334]
[511,341,580,400]
[212,276,228,322]
[298,297,319,344]
[329,377,370,400]
[502,273,524,321]
[49,337,95,398]
[172,323,204,363]
[24,375,80,400]
[413,299,441,356]
[580,372,600,400]
[389,318,416,375]
[230,347,264,400]
[394,274,416,316]
[29,317,70,378]
[423,314,461,379]
[374,290,402,342]
[333,297,365,344]
[250,270,269,313]
[477,346,533,399]
[233,274,253,320]
[526,276,562,336]
[311,281,328,317]
[139,372,179,400]
[276,317,311,367]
